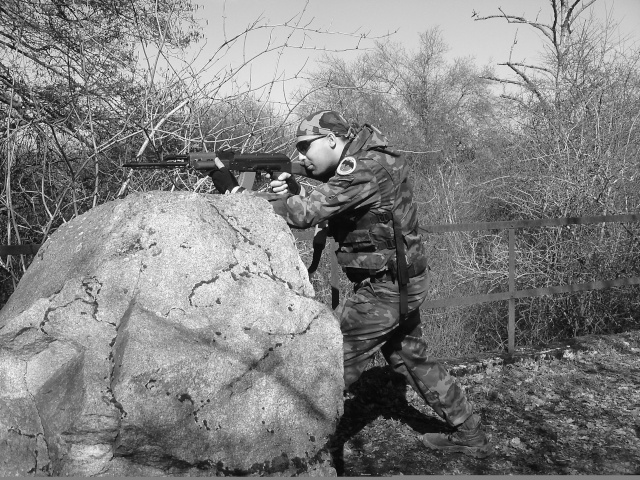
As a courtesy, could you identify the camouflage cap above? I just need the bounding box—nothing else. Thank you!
[296,110,354,141]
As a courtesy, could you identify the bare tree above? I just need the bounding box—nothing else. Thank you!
[0,0,202,299]
[298,28,497,162]
[471,0,640,347]
[0,0,391,306]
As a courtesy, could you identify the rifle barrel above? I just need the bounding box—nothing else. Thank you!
[122,161,189,169]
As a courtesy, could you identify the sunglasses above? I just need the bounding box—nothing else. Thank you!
[296,135,327,154]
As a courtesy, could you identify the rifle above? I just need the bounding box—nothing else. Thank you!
[122,150,308,178]
[123,150,338,307]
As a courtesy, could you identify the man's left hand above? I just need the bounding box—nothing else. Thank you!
[209,157,239,193]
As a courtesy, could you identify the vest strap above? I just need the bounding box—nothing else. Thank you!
[393,212,410,321]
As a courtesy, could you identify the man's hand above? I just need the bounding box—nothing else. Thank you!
[269,172,301,195]
[209,157,239,193]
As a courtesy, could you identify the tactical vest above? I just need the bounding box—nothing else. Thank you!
[329,152,427,285]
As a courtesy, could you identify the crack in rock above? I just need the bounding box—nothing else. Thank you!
[266,312,321,339]
[21,356,51,475]
[208,203,282,270]
[188,263,239,307]
[7,426,37,439]
[209,204,261,246]
[81,277,102,301]
[2,326,36,343]
[207,202,312,298]
[40,297,99,335]
[190,267,308,310]
[107,295,137,421]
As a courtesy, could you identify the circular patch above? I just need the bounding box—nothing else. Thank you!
[337,156,357,176]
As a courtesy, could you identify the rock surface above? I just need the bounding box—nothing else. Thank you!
[0,191,343,476]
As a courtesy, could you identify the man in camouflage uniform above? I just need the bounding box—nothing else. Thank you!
[209,110,491,458]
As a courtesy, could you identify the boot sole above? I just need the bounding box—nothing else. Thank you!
[421,436,492,459]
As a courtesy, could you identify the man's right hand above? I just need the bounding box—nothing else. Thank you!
[270,172,301,195]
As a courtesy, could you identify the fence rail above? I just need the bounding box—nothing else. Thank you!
[0,244,41,256]
[420,213,640,354]
[4,213,640,355]
[420,213,640,232]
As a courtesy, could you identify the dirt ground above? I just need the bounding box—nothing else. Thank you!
[327,329,640,476]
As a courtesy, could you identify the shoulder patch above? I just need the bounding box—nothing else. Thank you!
[337,156,357,176]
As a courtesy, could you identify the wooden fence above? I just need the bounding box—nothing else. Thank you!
[4,212,640,355]
[419,214,640,354]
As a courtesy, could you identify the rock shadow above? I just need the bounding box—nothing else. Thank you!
[328,365,445,476]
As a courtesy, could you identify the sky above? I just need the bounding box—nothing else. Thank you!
[190,0,640,105]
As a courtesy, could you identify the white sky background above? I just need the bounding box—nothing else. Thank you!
[188,0,640,106]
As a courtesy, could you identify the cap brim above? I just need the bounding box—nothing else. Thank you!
[296,134,327,142]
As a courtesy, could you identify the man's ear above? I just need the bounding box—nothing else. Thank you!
[328,133,346,153]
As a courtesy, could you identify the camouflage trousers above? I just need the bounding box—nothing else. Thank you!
[336,270,473,427]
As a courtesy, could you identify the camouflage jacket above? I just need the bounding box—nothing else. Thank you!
[251,125,427,278]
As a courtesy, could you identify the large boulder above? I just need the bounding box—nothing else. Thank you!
[0,191,344,476]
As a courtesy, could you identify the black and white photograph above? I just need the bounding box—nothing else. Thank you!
[1,0,639,476]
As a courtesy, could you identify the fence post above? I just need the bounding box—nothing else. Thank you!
[508,228,516,354]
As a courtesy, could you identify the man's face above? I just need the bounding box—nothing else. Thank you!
[296,134,341,181]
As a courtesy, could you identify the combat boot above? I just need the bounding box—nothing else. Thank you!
[421,413,491,458]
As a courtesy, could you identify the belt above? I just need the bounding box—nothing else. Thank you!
[346,262,427,285]
[371,263,427,283]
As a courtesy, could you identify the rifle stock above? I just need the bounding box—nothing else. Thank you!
[123,151,308,177]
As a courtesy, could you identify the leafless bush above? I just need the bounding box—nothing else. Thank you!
[0,0,390,306]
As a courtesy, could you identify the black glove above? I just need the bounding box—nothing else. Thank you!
[285,175,301,195]
[208,166,239,193]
